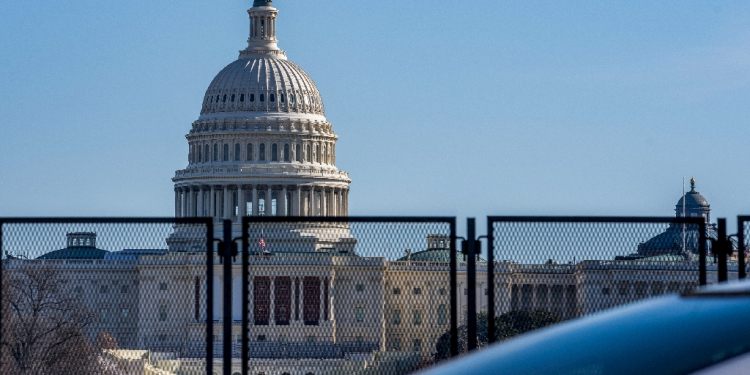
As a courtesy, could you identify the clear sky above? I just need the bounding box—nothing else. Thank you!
[1,0,749,229]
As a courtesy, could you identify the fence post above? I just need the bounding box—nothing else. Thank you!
[0,221,3,373]
[738,217,746,280]
[486,218,495,344]
[699,219,707,286]
[241,218,249,375]
[717,218,728,283]
[223,220,233,375]
[206,220,214,375]
[467,218,477,351]
[449,218,458,357]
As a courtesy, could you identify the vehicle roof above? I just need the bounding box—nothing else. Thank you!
[419,280,750,375]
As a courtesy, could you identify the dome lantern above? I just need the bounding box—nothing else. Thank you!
[246,1,280,52]
[675,177,710,222]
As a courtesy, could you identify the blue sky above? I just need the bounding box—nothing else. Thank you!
[1,0,749,228]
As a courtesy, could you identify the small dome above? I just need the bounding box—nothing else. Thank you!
[676,191,709,209]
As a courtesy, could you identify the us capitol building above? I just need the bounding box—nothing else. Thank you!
[3,2,733,374]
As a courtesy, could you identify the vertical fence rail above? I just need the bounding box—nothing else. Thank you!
[482,216,706,354]
[240,216,456,375]
[0,217,214,375]
[739,216,750,280]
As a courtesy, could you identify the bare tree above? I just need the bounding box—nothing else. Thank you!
[0,264,107,375]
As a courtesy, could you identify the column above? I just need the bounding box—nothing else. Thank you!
[290,276,296,322]
[181,188,187,218]
[197,188,204,217]
[189,188,195,217]
[209,186,216,219]
[239,185,246,217]
[311,188,317,217]
[281,185,288,216]
[175,189,181,218]
[338,190,344,216]
[266,187,272,216]
[319,276,325,323]
[252,186,258,216]
[322,189,327,217]
[297,276,303,321]
[270,277,275,325]
[331,189,337,217]
[293,186,301,216]
[222,186,229,220]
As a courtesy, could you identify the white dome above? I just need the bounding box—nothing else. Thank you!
[200,56,325,117]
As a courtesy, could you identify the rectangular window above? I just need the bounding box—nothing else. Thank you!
[159,282,167,291]
[356,306,364,322]
[158,334,167,342]
[275,276,292,325]
[100,285,109,294]
[355,284,364,292]
[413,338,422,352]
[254,276,271,325]
[602,287,610,295]
[257,335,267,342]
[393,309,401,325]
[121,285,129,294]
[393,288,401,295]
[159,305,167,321]
[413,310,422,325]
[413,287,422,295]
[307,335,316,343]
[393,338,401,351]
[303,277,321,325]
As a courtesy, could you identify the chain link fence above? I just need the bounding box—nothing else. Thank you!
[236,217,456,375]
[482,217,707,348]
[0,218,213,375]
[739,216,750,280]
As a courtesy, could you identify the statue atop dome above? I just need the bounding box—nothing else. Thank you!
[253,0,274,7]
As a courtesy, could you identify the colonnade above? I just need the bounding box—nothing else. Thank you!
[207,275,334,324]
[175,184,349,219]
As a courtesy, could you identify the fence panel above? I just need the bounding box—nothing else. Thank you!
[240,217,456,375]
[484,216,707,347]
[739,216,750,280]
[0,218,213,375]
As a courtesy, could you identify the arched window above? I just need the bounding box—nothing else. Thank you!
[290,94,295,103]
[222,94,227,103]
[259,143,266,161]
[272,144,278,162]
[305,144,310,162]
[240,93,245,102]
[258,191,266,215]
[260,94,265,102]
[270,93,276,102]
[295,144,301,162]
[204,145,209,163]
[280,93,285,103]
[216,95,220,103]
[231,94,235,102]
[197,145,202,163]
[284,144,290,162]
[247,143,253,161]
[245,191,253,216]
[210,96,213,103]
[438,304,447,325]
[315,145,320,163]
[213,144,218,162]
[250,93,255,102]
[223,144,229,161]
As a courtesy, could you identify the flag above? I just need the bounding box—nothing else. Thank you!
[259,236,266,250]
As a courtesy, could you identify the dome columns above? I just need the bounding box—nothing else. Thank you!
[174,183,349,220]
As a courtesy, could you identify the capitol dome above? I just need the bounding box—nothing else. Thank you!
[171,0,351,246]
[200,58,325,118]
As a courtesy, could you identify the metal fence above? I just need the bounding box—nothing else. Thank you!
[739,216,750,281]
[235,217,457,375]
[482,216,707,348]
[0,218,214,375]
